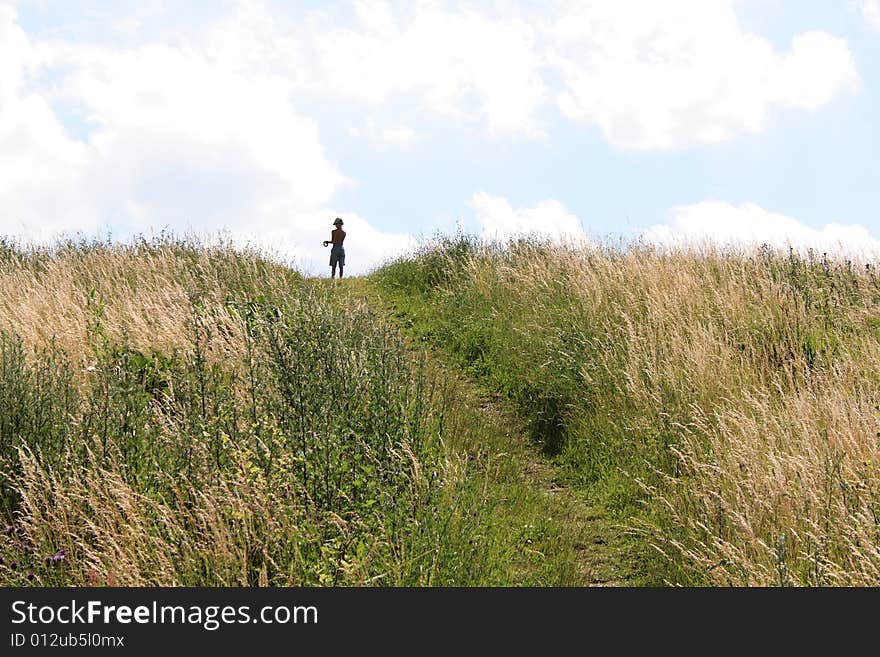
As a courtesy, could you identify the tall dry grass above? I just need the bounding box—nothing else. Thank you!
[376,237,880,585]
[0,237,489,586]
[0,236,296,365]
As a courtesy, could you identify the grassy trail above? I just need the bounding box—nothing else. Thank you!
[323,276,642,586]
[9,237,878,585]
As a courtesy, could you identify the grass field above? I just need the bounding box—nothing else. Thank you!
[3,233,879,586]
[374,235,880,586]
[0,236,590,586]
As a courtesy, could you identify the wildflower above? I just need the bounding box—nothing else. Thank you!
[10,561,17,571]
[0,555,4,565]
[26,573,35,582]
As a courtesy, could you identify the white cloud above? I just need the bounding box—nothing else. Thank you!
[378,123,417,148]
[547,0,860,150]
[0,5,409,275]
[349,118,418,149]
[214,0,548,137]
[0,6,98,237]
[4,1,861,154]
[471,192,586,243]
[854,0,880,30]
[269,0,858,146]
[644,201,880,261]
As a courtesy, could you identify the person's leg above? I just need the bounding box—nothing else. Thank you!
[331,265,336,279]
[339,263,344,278]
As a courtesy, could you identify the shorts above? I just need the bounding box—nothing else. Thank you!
[329,245,345,267]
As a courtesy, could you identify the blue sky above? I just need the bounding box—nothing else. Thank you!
[2,1,880,274]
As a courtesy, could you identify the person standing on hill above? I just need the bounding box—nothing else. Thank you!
[323,217,346,279]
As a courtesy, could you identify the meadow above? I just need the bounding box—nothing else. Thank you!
[0,236,581,586]
[4,233,879,587]
[375,235,880,586]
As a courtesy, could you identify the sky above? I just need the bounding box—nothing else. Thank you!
[2,0,880,275]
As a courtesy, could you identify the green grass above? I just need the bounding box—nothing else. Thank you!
[372,235,880,586]
[10,232,875,586]
[343,276,644,585]
[0,237,589,586]
[370,240,660,584]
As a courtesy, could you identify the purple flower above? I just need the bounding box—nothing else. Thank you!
[10,561,17,571]
[26,573,35,581]
[0,555,4,565]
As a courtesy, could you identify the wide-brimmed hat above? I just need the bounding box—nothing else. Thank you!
[333,218,344,225]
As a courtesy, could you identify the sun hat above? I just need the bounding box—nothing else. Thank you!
[333,218,344,225]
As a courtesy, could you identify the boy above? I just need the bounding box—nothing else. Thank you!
[323,217,346,278]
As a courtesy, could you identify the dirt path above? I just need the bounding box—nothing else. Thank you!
[325,277,640,586]
[448,381,635,586]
